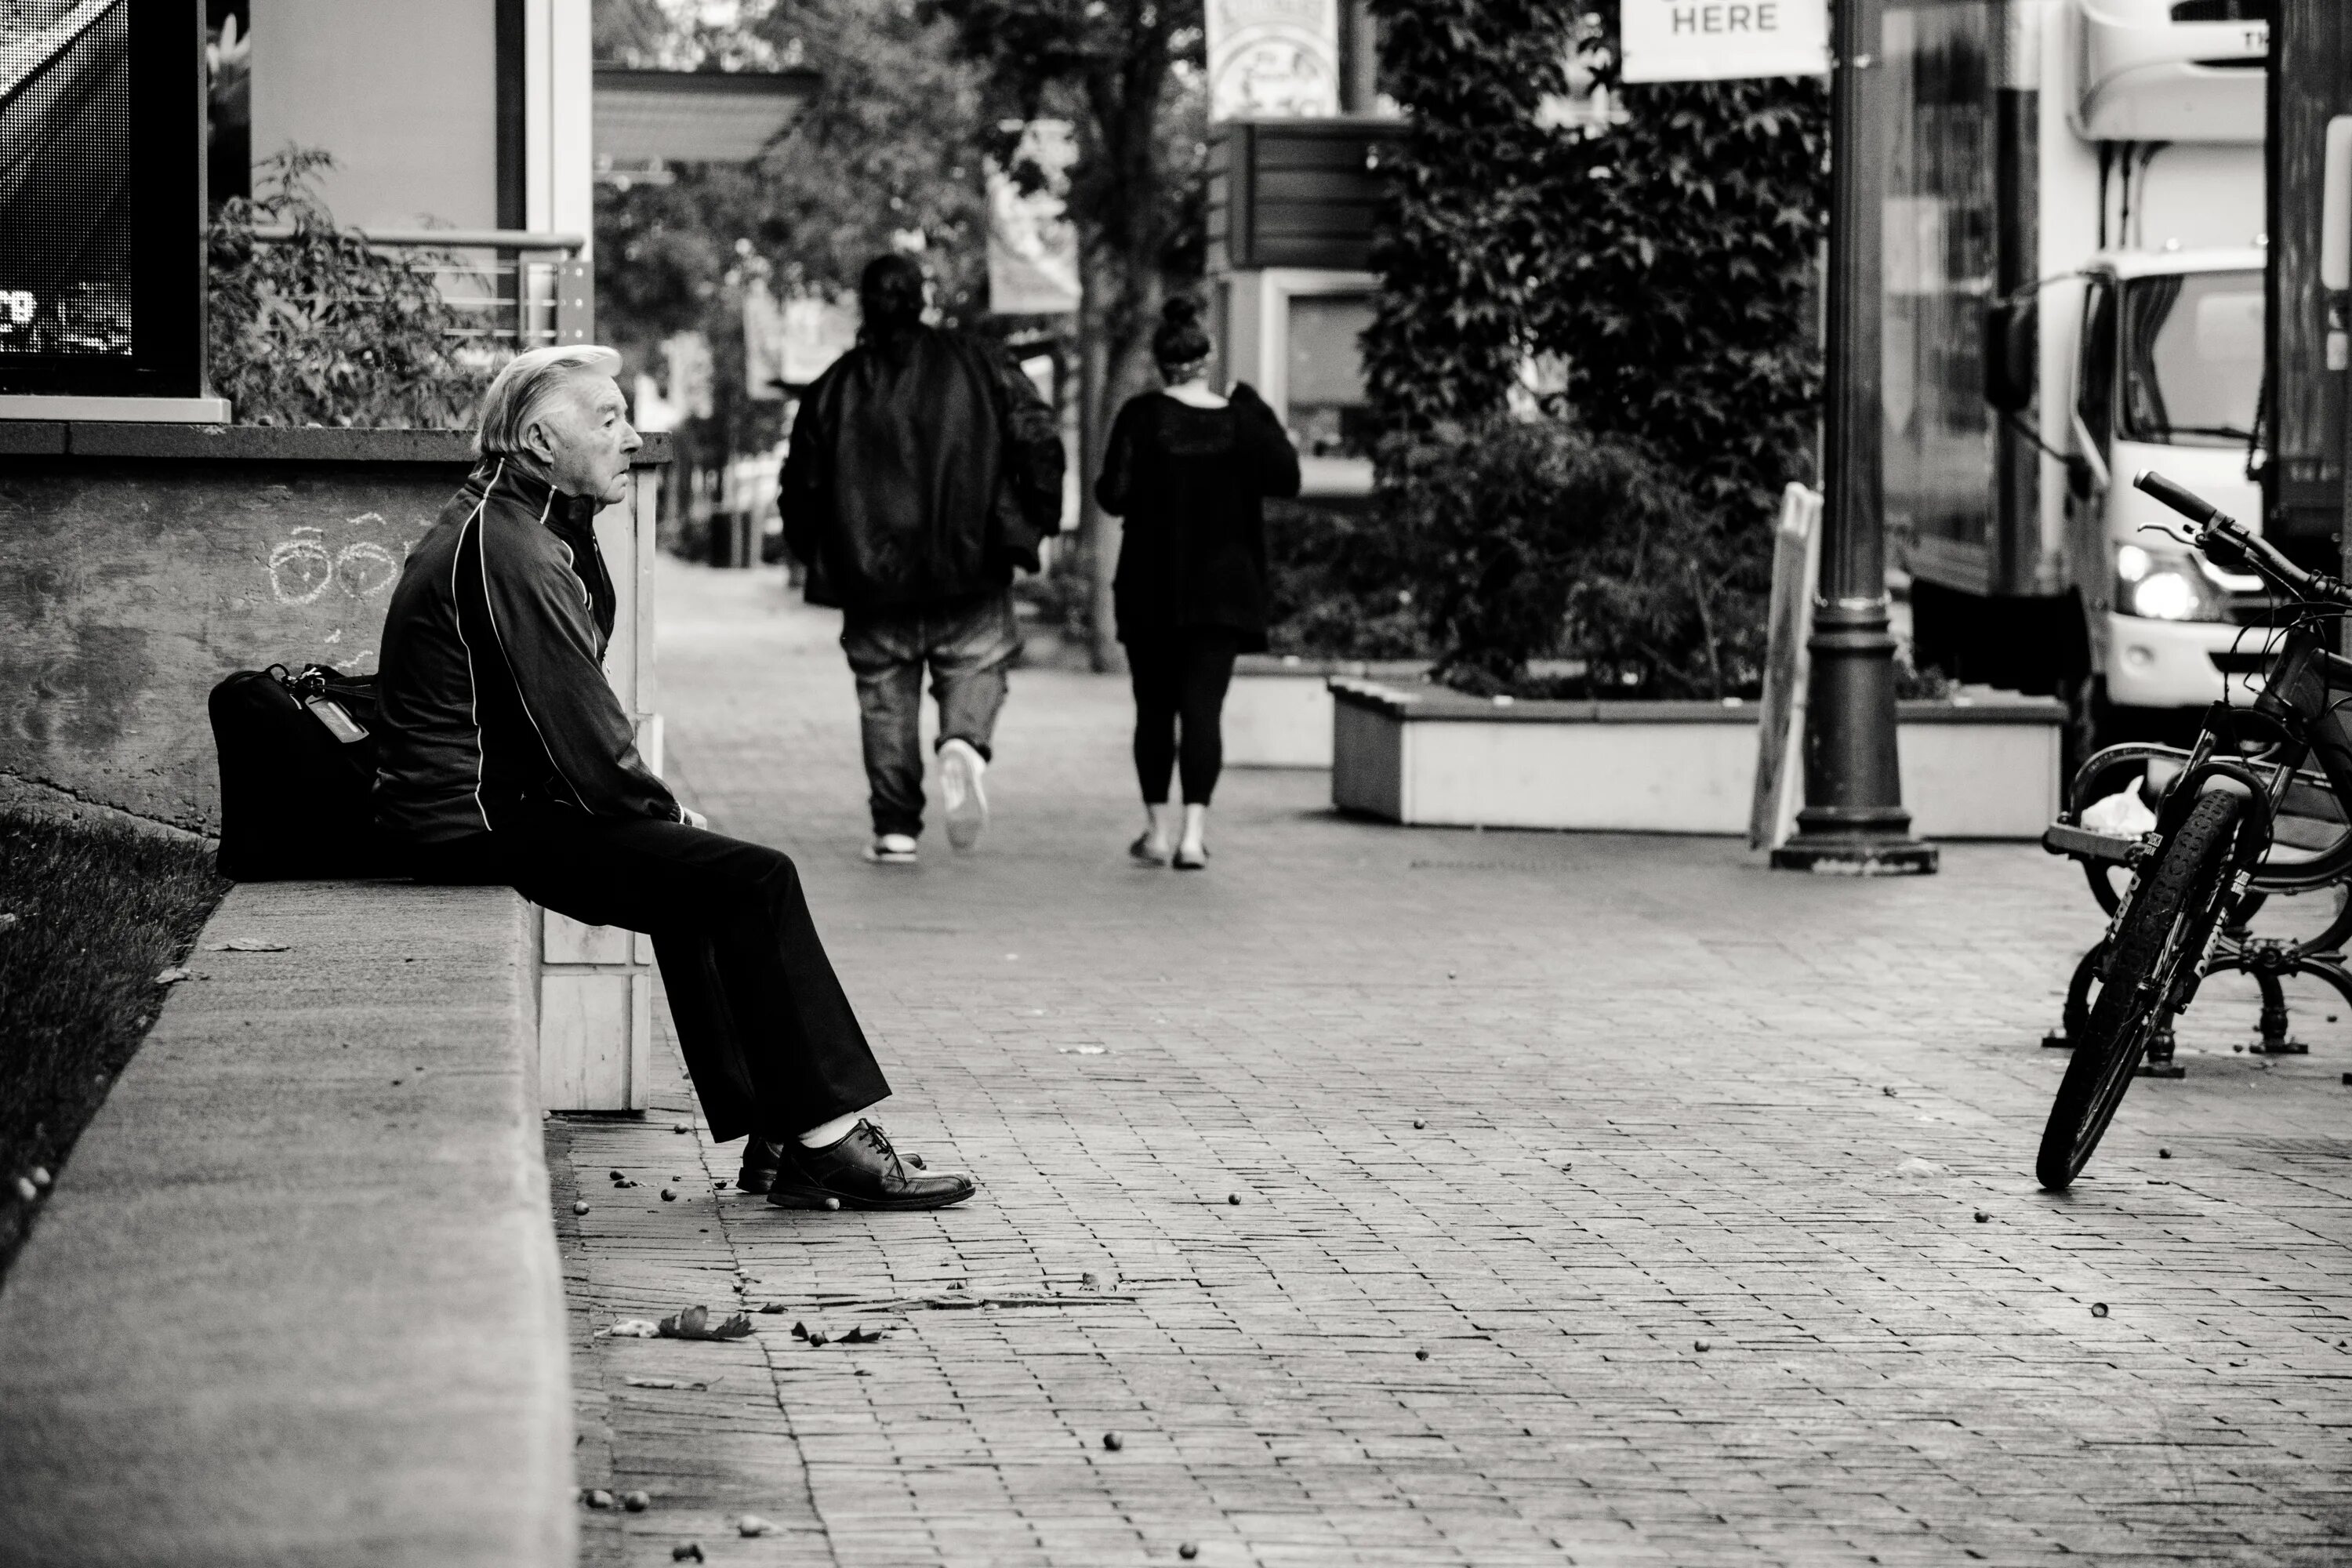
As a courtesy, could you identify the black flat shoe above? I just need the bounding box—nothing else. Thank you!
[736,1137,787,1194]
[1172,844,1210,870]
[1130,833,1170,866]
[766,1120,976,1212]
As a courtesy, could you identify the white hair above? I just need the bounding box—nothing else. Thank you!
[474,343,626,458]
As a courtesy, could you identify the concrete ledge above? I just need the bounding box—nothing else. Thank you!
[0,880,572,1568]
[1228,657,1432,768]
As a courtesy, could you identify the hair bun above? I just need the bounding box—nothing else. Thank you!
[1151,294,1213,372]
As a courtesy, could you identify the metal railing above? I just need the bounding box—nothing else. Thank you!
[248,225,594,356]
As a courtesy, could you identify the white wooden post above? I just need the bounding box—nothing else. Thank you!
[536,459,663,1111]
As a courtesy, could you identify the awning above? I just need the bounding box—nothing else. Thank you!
[592,67,822,165]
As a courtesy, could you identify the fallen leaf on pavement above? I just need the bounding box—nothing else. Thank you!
[1892,1157,1943,1180]
[658,1304,753,1341]
[209,938,290,952]
[604,1319,662,1338]
[623,1375,721,1390]
[155,967,193,985]
[736,1515,774,1537]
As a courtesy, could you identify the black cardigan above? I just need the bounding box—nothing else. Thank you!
[1094,383,1301,651]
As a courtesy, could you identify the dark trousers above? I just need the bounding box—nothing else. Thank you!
[1125,628,1240,806]
[408,808,891,1145]
[840,590,1021,839]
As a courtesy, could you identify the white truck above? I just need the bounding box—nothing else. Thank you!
[1887,0,2275,757]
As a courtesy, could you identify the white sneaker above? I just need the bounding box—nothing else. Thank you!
[938,738,989,851]
[863,833,919,864]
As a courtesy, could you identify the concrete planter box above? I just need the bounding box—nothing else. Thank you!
[1227,655,1432,767]
[1329,678,2063,840]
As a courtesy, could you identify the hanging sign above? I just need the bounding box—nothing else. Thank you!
[985,121,1081,315]
[1207,0,1338,122]
[1619,0,1830,84]
[780,296,858,387]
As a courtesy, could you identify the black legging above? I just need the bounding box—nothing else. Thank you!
[1126,628,1240,805]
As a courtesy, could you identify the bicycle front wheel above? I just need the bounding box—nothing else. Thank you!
[2036,788,2246,1191]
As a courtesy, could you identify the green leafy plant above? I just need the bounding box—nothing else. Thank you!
[1388,412,1766,699]
[1262,500,1432,661]
[207,149,488,428]
[1364,1,1827,519]
[1354,1,1827,688]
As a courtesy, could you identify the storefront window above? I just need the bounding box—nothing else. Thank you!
[1285,292,1373,459]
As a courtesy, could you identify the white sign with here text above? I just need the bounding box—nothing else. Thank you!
[1620,0,1829,84]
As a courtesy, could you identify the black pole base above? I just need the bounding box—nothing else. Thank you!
[1769,833,1940,875]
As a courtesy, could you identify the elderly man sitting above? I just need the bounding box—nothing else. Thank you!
[373,343,972,1211]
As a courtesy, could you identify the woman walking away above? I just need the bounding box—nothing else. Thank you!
[1095,297,1301,869]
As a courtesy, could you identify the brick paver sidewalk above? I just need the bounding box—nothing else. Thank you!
[554,559,2352,1568]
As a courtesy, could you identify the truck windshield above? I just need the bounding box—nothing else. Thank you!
[2118,271,2263,448]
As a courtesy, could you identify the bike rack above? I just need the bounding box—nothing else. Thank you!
[2042,742,2352,1075]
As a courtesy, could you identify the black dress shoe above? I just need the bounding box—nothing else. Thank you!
[736,1138,787,1194]
[766,1120,975,1211]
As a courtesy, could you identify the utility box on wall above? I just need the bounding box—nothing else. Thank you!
[1207,118,1403,273]
[1207,118,1399,499]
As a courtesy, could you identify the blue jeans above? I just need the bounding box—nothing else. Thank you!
[840,590,1020,839]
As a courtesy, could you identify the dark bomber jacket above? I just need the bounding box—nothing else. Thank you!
[780,325,1064,611]
[374,458,681,843]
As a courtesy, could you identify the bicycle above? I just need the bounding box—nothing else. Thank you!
[2036,470,2352,1190]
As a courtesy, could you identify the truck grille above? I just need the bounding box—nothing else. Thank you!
[2228,593,2298,629]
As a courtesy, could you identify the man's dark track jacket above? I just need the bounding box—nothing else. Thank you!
[374,458,681,844]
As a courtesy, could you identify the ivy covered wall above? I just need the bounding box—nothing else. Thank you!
[1363,0,1829,529]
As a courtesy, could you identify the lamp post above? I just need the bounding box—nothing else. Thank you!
[1772,0,1938,875]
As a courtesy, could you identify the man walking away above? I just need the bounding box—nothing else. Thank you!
[376,343,974,1210]
[781,254,1064,863]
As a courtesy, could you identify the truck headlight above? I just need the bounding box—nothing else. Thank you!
[2114,543,2229,622]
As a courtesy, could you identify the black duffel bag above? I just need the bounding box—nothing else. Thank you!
[208,663,401,880]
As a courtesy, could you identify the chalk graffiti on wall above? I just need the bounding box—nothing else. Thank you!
[267,514,406,606]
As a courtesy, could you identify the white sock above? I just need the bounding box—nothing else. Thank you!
[797,1112,863,1149]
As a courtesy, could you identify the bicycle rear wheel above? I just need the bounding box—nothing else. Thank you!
[2036,788,2246,1190]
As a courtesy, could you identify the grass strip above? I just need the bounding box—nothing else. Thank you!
[0,808,227,1286]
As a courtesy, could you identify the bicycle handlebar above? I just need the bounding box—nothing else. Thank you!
[2132,470,2351,607]
[2135,470,2218,526]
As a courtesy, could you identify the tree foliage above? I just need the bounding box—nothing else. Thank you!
[1352,0,1827,693]
[931,0,1209,667]
[593,2,1000,504]
[1364,0,1828,525]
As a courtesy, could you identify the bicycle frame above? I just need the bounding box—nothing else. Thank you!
[2117,623,2352,940]
[2187,629,2352,830]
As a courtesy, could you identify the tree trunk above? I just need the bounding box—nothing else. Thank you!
[1076,236,1163,673]
[1076,256,1118,673]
